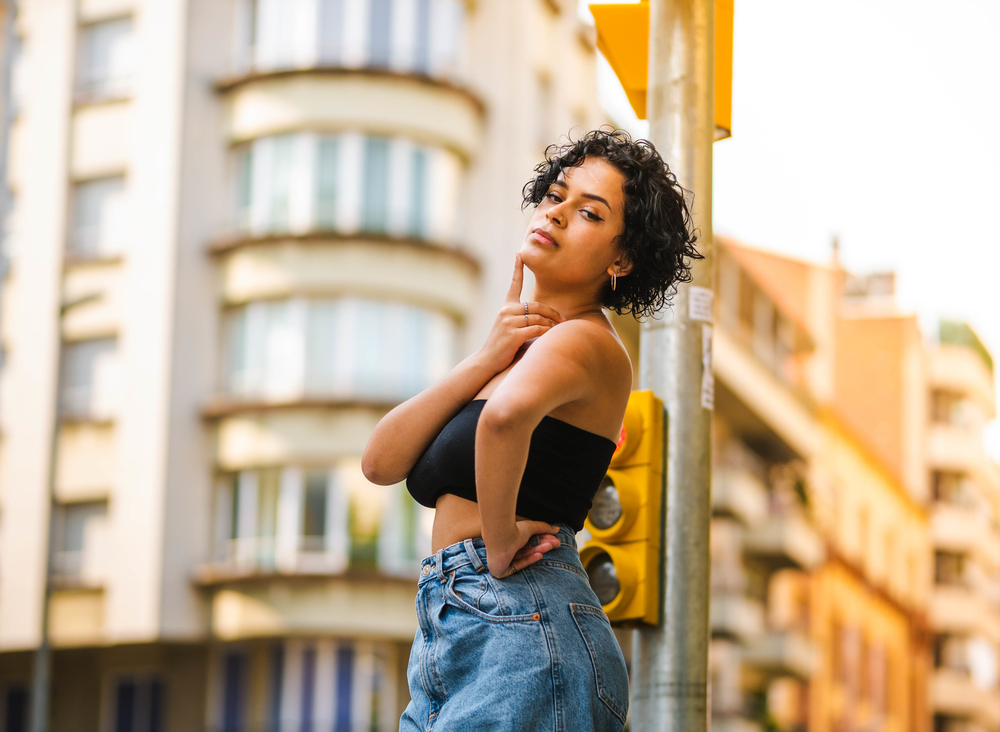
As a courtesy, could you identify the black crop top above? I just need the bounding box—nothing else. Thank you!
[405,399,619,532]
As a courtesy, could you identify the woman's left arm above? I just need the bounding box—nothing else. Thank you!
[476,320,607,578]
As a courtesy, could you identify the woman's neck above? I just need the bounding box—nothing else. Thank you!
[529,287,605,322]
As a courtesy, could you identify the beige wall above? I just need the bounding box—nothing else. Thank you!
[0,0,76,650]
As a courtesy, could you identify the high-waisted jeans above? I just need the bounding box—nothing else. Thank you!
[399,523,629,732]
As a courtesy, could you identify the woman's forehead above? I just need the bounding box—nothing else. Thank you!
[556,158,625,209]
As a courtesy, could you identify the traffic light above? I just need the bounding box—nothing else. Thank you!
[579,390,664,625]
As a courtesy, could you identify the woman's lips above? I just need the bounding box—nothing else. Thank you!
[531,230,557,246]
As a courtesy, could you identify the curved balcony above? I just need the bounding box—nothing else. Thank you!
[214,237,479,318]
[194,460,430,640]
[220,0,484,165]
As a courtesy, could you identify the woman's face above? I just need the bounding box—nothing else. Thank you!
[520,156,629,290]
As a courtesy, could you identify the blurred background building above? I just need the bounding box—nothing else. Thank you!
[0,0,605,730]
[0,1,997,732]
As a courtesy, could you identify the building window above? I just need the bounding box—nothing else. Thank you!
[221,651,247,732]
[315,137,340,230]
[368,0,393,68]
[224,297,457,402]
[931,389,970,426]
[69,177,128,259]
[932,471,971,505]
[53,501,108,584]
[213,462,430,576]
[113,676,164,732]
[60,338,119,420]
[361,137,391,233]
[77,18,135,99]
[216,640,397,732]
[233,0,464,77]
[233,133,450,241]
[3,686,28,732]
[934,551,966,587]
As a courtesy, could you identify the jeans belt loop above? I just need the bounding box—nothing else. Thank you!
[434,548,446,582]
[463,538,487,573]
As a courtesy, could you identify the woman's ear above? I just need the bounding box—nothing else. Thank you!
[610,255,633,278]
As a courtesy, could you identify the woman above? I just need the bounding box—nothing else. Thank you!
[362,128,700,731]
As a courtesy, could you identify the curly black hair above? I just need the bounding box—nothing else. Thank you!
[522,127,702,319]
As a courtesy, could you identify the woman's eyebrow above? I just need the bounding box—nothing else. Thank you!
[551,179,613,213]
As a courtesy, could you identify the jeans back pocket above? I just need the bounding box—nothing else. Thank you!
[570,603,630,725]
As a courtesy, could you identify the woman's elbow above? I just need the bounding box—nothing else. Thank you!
[361,448,403,486]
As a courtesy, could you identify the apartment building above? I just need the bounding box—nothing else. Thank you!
[924,324,1000,732]
[0,0,605,729]
[643,239,940,732]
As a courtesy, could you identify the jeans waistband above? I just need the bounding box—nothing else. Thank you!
[418,523,578,585]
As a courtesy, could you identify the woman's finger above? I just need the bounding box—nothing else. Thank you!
[504,252,524,303]
[508,314,559,329]
[526,302,566,324]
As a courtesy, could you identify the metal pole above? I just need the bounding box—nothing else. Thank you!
[631,0,715,729]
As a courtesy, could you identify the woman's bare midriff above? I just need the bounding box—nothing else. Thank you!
[429,320,629,553]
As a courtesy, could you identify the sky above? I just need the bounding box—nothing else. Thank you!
[580,0,1000,462]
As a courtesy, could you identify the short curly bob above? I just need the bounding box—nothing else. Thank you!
[522,127,702,319]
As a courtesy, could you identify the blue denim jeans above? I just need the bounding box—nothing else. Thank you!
[399,523,629,732]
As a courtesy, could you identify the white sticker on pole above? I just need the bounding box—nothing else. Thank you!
[688,286,714,322]
[701,324,714,410]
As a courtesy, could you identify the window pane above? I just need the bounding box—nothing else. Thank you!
[234,147,253,233]
[71,177,127,258]
[361,138,390,233]
[302,472,329,542]
[318,0,344,64]
[222,652,246,732]
[226,308,249,394]
[305,300,339,394]
[78,19,134,97]
[368,0,392,68]
[334,646,354,732]
[268,644,284,730]
[398,306,427,398]
[269,136,295,231]
[115,680,136,732]
[149,680,164,732]
[4,686,28,732]
[409,148,427,238]
[414,0,431,72]
[300,646,317,731]
[353,300,387,397]
[60,338,117,418]
[316,137,340,230]
[257,468,280,567]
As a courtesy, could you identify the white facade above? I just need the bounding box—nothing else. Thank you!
[0,0,604,728]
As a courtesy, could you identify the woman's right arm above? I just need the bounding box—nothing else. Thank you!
[361,253,565,485]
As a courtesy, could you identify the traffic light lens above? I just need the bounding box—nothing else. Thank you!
[586,552,620,606]
[589,476,623,530]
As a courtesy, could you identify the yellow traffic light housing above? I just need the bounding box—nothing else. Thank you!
[580,390,664,625]
[589,0,734,140]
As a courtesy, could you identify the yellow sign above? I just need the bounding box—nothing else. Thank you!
[589,0,734,139]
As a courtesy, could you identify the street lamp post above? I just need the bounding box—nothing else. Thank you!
[631,0,716,730]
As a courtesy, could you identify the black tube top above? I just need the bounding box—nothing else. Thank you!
[405,399,619,532]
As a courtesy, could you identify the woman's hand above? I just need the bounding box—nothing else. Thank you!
[474,253,565,375]
[486,520,562,579]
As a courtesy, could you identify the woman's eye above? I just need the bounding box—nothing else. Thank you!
[583,210,602,222]
[546,192,561,203]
